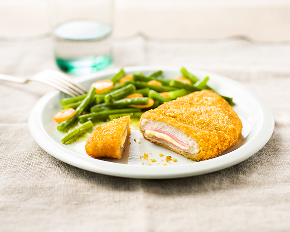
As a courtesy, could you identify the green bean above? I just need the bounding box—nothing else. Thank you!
[169,89,191,99]
[104,84,136,104]
[151,79,170,86]
[92,98,149,110]
[134,81,178,92]
[180,67,199,84]
[88,95,96,108]
[110,68,126,84]
[90,104,117,112]
[220,95,234,106]
[132,74,147,81]
[61,121,93,144]
[111,80,133,90]
[194,76,209,89]
[207,89,235,105]
[173,76,233,105]
[79,108,142,123]
[205,85,214,90]
[189,76,234,105]
[90,107,113,113]
[193,78,234,105]
[133,75,170,86]
[201,85,234,105]
[148,90,171,104]
[149,70,163,78]
[153,79,171,86]
[62,100,82,110]
[110,98,150,107]
[108,112,143,121]
[91,107,120,113]
[95,95,105,104]
[61,94,86,106]
[134,87,150,97]
[169,80,201,92]
[57,87,96,132]
[62,94,95,110]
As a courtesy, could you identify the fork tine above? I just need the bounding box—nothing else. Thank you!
[31,71,82,96]
[33,78,78,97]
[46,70,88,94]
[45,72,86,96]
[39,75,81,96]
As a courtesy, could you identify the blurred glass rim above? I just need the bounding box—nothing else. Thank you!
[53,20,112,41]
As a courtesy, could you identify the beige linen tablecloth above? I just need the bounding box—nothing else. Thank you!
[0,36,290,232]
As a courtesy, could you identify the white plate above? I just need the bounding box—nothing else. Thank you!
[29,66,274,179]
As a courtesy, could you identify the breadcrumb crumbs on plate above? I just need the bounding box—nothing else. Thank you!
[144,153,148,159]
[138,142,141,144]
[157,163,160,164]
[142,162,144,165]
[147,163,151,166]
[159,154,164,157]
[173,158,178,162]
[161,159,163,161]
[134,139,136,142]
[163,164,167,166]
[150,159,156,162]
[165,156,172,162]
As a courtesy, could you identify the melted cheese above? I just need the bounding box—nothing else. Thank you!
[145,129,189,150]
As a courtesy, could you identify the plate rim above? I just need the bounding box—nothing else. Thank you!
[28,66,275,179]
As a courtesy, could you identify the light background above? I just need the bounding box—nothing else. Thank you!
[1,0,290,42]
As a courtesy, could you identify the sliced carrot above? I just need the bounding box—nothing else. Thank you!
[125,93,143,99]
[148,80,162,86]
[53,108,76,124]
[159,92,171,98]
[132,98,154,108]
[91,80,114,93]
[173,77,191,84]
[118,74,133,84]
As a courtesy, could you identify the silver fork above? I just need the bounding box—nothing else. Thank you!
[0,69,87,97]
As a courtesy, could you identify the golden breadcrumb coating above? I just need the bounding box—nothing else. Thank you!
[85,116,130,159]
[139,90,242,161]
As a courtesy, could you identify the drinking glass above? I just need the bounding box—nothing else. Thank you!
[48,0,113,75]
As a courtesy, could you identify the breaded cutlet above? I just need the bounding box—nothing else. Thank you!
[85,116,130,159]
[139,90,242,161]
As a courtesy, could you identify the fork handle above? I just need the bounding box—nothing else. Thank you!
[0,74,27,84]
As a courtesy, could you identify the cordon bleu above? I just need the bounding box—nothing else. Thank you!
[85,115,130,159]
[139,90,242,161]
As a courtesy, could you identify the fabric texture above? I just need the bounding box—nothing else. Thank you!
[0,36,290,232]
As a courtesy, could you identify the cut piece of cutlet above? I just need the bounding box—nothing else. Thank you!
[139,90,242,161]
[85,116,130,159]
